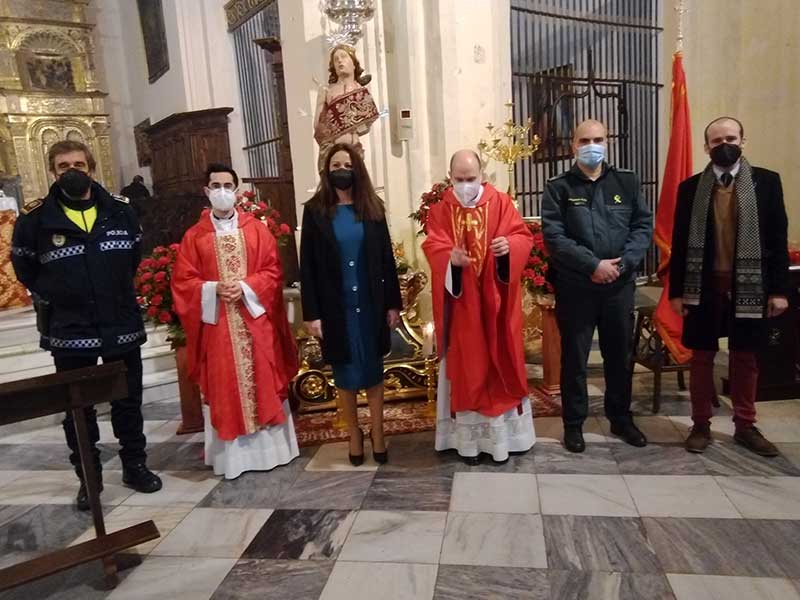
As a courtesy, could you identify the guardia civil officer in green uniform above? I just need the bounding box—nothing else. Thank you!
[11,140,162,510]
[542,119,653,453]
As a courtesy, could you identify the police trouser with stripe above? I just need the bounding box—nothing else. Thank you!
[54,347,147,478]
[555,280,635,427]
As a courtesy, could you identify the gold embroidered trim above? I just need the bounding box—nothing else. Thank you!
[450,202,489,276]
[214,230,258,434]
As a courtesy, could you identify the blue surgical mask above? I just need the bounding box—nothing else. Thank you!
[576,143,606,168]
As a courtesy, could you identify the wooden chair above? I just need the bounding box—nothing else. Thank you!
[630,304,690,413]
[0,362,160,592]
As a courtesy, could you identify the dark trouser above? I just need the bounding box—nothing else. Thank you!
[556,280,635,427]
[689,273,758,431]
[54,347,147,478]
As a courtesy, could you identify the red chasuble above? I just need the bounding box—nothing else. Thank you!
[172,210,298,441]
[422,184,533,417]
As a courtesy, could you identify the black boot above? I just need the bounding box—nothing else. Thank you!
[564,425,586,453]
[122,464,162,493]
[610,420,648,447]
[76,479,104,512]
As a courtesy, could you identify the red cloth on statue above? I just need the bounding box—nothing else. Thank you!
[422,183,533,417]
[172,210,298,441]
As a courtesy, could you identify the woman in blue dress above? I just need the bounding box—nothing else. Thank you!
[300,143,403,465]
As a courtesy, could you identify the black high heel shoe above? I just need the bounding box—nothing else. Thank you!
[349,428,365,466]
[369,430,388,464]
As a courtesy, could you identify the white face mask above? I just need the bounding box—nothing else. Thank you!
[208,188,236,212]
[453,180,481,207]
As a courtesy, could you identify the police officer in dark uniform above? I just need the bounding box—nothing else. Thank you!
[542,119,653,453]
[11,140,162,509]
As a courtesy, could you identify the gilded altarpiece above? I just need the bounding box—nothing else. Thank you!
[0,0,114,204]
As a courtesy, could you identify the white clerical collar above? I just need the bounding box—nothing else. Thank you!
[713,160,741,185]
[210,210,238,234]
[458,183,485,208]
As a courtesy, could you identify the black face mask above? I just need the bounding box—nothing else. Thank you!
[58,168,93,200]
[709,143,742,168]
[328,168,354,191]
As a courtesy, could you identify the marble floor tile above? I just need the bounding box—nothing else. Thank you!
[277,471,374,510]
[2,421,167,445]
[602,416,685,443]
[700,442,800,476]
[749,400,800,419]
[105,442,205,471]
[139,399,182,421]
[378,433,462,474]
[338,510,446,564]
[549,571,676,600]
[151,507,270,558]
[643,517,784,577]
[0,554,140,600]
[716,476,800,519]
[777,444,800,470]
[450,472,539,514]
[144,420,204,443]
[534,443,620,475]
[625,475,740,519]
[304,441,379,472]
[362,470,453,511]
[666,574,800,600]
[631,394,698,418]
[122,470,220,508]
[538,474,638,517]
[0,504,102,560]
[544,515,662,573]
[197,464,304,509]
[751,520,800,577]
[0,471,26,487]
[611,444,708,475]
[533,416,607,444]
[319,561,438,600]
[440,513,547,568]
[70,505,192,555]
[106,556,237,600]
[755,417,800,443]
[433,565,549,600]
[0,470,133,506]
[243,509,356,560]
[211,559,335,600]
[670,417,736,442]
[0,443,115,470]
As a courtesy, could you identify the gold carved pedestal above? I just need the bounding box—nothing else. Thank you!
[0,0,115,203]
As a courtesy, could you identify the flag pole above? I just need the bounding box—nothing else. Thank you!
[675,0,687,54]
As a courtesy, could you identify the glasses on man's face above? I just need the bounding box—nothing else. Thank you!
[209,182,236,190]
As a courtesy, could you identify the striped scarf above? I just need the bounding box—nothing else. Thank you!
[683,157,764,319]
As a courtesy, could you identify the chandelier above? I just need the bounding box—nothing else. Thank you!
[323,0,375,46]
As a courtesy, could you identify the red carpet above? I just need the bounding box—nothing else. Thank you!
[294,386,561,447]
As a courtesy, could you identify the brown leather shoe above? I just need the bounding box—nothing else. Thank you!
[685,423,712,453]
[734,426,779,457]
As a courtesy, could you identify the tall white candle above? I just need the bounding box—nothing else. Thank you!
[422,322,435,357]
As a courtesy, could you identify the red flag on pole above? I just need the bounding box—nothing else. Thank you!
[653,52,693,364]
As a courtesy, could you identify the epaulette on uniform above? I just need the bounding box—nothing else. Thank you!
[112,194,130,204]
[616,168,636,174]
[20,198,43,215]
[547,172,568,183]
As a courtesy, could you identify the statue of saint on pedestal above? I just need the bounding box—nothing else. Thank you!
[313,44,379,172]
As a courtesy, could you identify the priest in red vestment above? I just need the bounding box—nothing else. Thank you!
[172,164,299,479]
[422,150,536,465]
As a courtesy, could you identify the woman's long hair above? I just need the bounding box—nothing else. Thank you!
[309,143,385,222]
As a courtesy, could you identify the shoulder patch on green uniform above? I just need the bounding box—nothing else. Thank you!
[20,198,43,215]
[547,172,568,182]
[112,194,130,204]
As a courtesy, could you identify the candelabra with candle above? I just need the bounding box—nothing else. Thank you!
[422,322,438,418]
[477,101,541,203]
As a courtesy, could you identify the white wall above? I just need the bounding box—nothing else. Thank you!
[94,0,248,191]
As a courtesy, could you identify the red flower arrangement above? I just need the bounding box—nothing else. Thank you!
[135,243,184,343]
[522,220,553,297]
[236,190,292,245]
[410,178,451,236]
